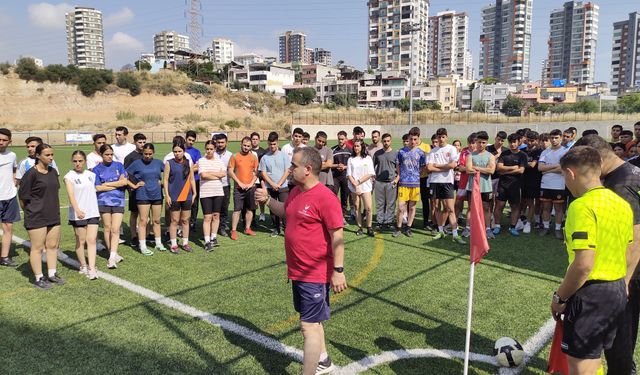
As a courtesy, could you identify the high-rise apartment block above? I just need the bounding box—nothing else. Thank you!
[367,0,429,83]
[154,30,190,62]
[279,31,307,63]
[313,48,332,66]
[427,10,471,79]
[611,12,640,95]
[546,1,599,85]
[212,38,234,64]
[65,6,105,69]
[479,0,533,83]
[305,48,314,64]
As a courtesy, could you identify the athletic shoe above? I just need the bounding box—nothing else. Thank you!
[515,220,525,231]
[349,213,356,222]
[404,227,413,238]
[230,231,238,241]
[154,243,167,251]
[392,229,401,237]
[374,224,383,232]
[486,228,496,239]
[115,254,124,263]
[356,228,364,236]
[78,265,88,275]
[34,277,52,290]
[88,268,98,280]
[204,242,214,253]
[211,238,220,248]
[169,245,180,254]
[523,222,531,234]
[259,213,266,222]
[107,258,117,269]
[218,228,228,237]
[367,227,375,237]
[130,237,139,248]
[140,247,154,256]
[118,237,126,244]
[444,226,453,235]
[270,229,280,238]
[432,232,445,240]
[47,273,65,285]
[316,357,336,375]
[492,227,501,235]
[555,230,564,240]
[0,257,18,267]
[461,228,471,238]
[244,228,257,236]
[539,228,549,237]
[509,228,520,236]
[182,244,193,253]
[452,236,466,244]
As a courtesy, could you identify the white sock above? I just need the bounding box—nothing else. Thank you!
[182,238,189,246]
[438,226,444,233]
[35,273,44,281]
[170,238,177,247]
[453,228,458,237]
[555,223,562,230]
[543,221,550,229]
[139,240,146,249]
[534,214,541,222]
[155,237,162,246]
[494,224,501,229]
[211,234,217,240]
[319,352,329,362]
[48,269,57,278]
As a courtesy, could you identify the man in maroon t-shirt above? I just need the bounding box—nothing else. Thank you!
[256,147,347,375]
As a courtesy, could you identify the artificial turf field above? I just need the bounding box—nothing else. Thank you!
[0,138,629,374]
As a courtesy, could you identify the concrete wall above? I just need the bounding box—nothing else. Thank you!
[294,120,639,140]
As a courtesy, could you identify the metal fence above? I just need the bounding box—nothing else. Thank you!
[292,111,640,126]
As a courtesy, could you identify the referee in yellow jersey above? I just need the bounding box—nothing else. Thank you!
[550,146,633,374]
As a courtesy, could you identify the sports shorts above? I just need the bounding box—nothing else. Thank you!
[201,196,223,215]
[466,190,493,203]
[137,200,162,206]
[98,205,125,214]
[398,186,420,202]
[497,183,522,205]
[169,201,191,212]
[430,183,455,200]
[69,217,100,227]
[233,186,256,212]
[540,188,566,203]
[0,196,21,223]
[562,279,626,359]
[292,280,331,323]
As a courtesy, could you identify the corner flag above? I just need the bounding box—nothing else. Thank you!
[469,173,489,263]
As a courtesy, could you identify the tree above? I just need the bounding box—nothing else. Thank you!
[396,98,440,112]
[15,58,39,81]
[571,100,599,114]
[77,69,108,97]
[332,93,356,107]
[116,73,141,96]
[531,103,550,114]
[473,100,487,113]
[618,93,640,113]
[501,95,524,115]
[478,77,498,85]
[286,87,316,105]
[135,60,152,71]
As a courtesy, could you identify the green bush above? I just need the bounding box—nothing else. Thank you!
[396,98,441,112]
[185,82,211,95]
[134,60,152,71]
[286,87,316,105]
[0,62,10,75]
[501,95,525,115]
[618,93,640,113]
[116,110,136,120]
[331,93,357,107]
[77,69,108,97]
[15,58,39,81]
[116,73,141,96]
[571,100,599,114]
[225,119,241,129]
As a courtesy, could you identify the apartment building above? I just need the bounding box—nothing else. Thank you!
[300,64,341,85]
[546,1,599,85]
[212,38,234,64]
[471,83,518,111]
[234,53,264,66]
[611,12,640,95]
[154,31,190,62]
[358,71,409,109]
[427,10,471,79]
[367,0,429,83]
[65,6,105,69]
[279,31,307,63]
[313,48,332,66]
[479,0,533,83]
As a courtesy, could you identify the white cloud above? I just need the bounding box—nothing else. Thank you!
[28,2,73,29]
[104,7,134,28]
[107,32,144,51]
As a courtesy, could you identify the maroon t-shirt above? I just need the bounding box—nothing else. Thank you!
[284,183,343,283]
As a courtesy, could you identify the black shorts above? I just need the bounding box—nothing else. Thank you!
[201,196,223,215]
[0,197,21,223]
[98,205,125,214]
[137,200,163,206]
[562,279,626,359]
[169,201,191,212]
[234,186,256,212]
[69,217,100,227]
[466,190,493,203]
[128,191,138,212]
[497,183,521,204]
[292,281,330,323]
[430,183,455,200]
[540,188,566,202]
[521,184,540,199]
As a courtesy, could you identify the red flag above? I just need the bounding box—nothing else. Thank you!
[547,321,569,375]
[469,173,489,263]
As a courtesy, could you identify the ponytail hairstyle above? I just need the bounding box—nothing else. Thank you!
[99,144,113,155]
[172,140,189,179]
[71,150,86,160]
[142,143,155,152]
[34,143,53,165]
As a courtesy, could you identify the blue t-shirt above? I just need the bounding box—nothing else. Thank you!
[126,159,164,201]
[168,159,192,202]
[259,150,289,189]
[397,147,425,188]
[93,161,127,207]
[186,147,202,181]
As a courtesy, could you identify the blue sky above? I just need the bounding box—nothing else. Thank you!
[0,1,636,84]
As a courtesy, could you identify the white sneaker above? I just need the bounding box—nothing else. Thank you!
[114,254,124,263]
[78,265,88,275]
[523,222,531,234]
[259,213,266,222]
[515,219,525,231]
[88,268,98,280]
[107,258,117,269]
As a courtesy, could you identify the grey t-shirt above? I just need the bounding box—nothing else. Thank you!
[373,148,398,182]
[317,146,334,187]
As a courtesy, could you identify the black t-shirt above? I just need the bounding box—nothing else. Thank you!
[497,150,528,187]
[523,147,543,188]
[18,166,60,229]
[628,156,640,169]
[252,147,266,161]
[124,150,143,184]
[603,162,640,279]
[487,145,508,180]
[331,145,352,177]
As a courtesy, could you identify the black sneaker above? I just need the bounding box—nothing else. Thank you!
[218,228,228,237]
[392,229,401,237]
[204,242,214,253]
[404,227,413,238]
[130,237,139,248]
[270,229,279,238]
[356,228,364,236]
[367,227,375,237]
[47,273,65,285]
[211,238,220,247]
[374,224,383,232]
[34,277,52,290]
[316,356,336,374]
[0,257,17,267]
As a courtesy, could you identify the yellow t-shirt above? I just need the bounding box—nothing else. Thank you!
[418,142,431,178]
[564,186,633,281]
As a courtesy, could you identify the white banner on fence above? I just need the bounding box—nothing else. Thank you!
[65,133,93,143]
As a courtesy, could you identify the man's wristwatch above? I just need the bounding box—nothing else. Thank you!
[334,267,344,273]
[553,291,567,304]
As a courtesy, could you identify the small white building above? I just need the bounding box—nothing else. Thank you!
[471,83,518,111]
[234,53,264,66]
[232,63,295,94]
[212,38,234,64]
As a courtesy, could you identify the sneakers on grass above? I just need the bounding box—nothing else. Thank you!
[34,277,52,290]
[523,222,531,234]
[0,257,17,267]
[47,273,65,285]
[155,243,168,252]
[452,236,466,244]
[140,247,154,256]
[316,356,336,375]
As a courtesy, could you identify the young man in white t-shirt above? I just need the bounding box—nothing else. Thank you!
[111,126,136,164]
[87,133,106,170]
[427,128,464,244]
[16,136,59,183]
[538,129,569,239]
[281,127,306,164]
[0,129,20,267]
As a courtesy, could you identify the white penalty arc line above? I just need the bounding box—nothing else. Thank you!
[7,233,305,365]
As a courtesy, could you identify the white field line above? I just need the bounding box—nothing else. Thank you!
[7,232,556,374]
[8,233,305,364]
